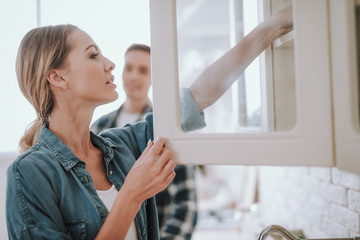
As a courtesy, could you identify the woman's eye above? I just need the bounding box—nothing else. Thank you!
[90,53,99,59]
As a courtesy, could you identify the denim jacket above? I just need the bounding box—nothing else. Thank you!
[7,114,157,240]
[6,88,205,240]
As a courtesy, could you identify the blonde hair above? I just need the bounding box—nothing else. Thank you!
[16,24,78,153]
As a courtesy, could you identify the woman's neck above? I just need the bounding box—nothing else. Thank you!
[48,104,95,158]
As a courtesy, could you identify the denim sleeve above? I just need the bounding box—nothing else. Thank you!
[6,157,71,240]
[101,113,154,160]
[101,87,206,156]
[179,87,206,132]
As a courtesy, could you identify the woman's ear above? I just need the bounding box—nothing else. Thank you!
[47,70,67,89]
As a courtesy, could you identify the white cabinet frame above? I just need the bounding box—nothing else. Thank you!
[150,0,334,166]
[330,0,360,175]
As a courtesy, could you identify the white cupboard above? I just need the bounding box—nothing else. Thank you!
[330,0,360,174]
[149,0,360,174]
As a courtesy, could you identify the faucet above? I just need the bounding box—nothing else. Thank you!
[258,225,360,240]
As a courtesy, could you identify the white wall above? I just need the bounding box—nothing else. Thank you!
[0,153,18,239]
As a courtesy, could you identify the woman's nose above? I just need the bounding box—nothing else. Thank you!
[105,57,115,72]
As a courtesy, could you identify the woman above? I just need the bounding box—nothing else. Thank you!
[6,5,292,240]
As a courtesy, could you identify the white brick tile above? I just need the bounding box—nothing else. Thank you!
[286,167,309,184]
[319,181,347,206]
[322,216,350,238]
[308,195,332,218]
[331,204,360,231]
[296,210,322,231]
[301,175,320,194]
[257,166,360,236]
[348,190,360,213]
[309,167,331,181]
[332,168,360,190]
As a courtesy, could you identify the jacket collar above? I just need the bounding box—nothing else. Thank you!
[38,125,116,171]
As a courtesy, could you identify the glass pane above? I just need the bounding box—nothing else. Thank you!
[176,0,296,133]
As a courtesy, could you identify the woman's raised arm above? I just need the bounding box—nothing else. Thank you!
[189,5,293,112]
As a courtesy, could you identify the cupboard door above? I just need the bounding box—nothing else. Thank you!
[149,0,334,166]
[330,0,360,175]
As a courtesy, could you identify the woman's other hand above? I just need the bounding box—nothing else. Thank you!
[122,137,176,204]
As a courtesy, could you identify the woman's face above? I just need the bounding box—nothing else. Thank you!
[122,50,151,101]
[60,29,118,106]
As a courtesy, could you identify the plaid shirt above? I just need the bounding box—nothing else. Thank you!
[91,103,198,240]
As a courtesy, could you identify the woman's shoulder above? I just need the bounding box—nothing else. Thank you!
[8,143,57,176]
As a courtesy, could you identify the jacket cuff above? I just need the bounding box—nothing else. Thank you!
[180,87,206,132]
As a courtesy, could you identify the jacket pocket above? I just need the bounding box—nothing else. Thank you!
[64,218,86,240]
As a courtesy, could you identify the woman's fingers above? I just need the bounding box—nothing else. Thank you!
[148,138,175,186]
[137,139,154,162]
[143,139,154,155]
[124,137,176,201]
[276,5,293,28]
[163,158,176,178]
[157,158,176,190]
[156,148,172,167]
[148,137,166,159]
[163,169,176,189]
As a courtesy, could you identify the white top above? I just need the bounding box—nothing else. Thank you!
[97,185,138,240]
[116,111,140,128]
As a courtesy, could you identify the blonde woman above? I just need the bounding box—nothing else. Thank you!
[6,5,292,240]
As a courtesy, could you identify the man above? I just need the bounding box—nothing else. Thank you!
[91,44,198,240]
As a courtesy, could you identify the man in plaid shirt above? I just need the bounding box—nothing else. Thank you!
[91,44,198,240]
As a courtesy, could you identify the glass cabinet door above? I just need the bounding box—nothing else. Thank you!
[330,0,360,175]
[175,0,266,133]
[149,0,334,166]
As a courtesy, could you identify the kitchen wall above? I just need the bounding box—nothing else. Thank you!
[2,160,360,239]
[255,166,360,238]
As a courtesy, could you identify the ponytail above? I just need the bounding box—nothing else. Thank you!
[19,118,43,153]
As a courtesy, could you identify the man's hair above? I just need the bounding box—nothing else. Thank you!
[125,43,150,54]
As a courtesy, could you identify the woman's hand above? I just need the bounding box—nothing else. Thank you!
[269,5,293,38]
[122,137,176,204]
[97,138,175,239]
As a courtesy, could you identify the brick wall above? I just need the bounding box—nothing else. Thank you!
[257,166,360,238]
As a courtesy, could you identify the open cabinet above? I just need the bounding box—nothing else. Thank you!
[330,0,360,174]
[149,0,359,174]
